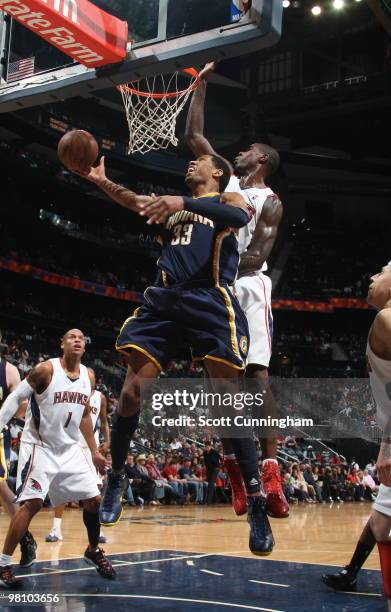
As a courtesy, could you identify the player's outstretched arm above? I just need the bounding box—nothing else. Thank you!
[140,194,251,228]
[0,362,52,431]
[75,156,152,213]
[237,195,283,278]
[185,62,233,172]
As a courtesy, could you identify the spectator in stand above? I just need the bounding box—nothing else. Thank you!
[161,458,189,498]
[123,454,138,505]
[303,464,322,502]
[146,455,185,505]
[124,454,155,504]
[290,466,310,502]
[191,456,206,483]
[332,466,348,501]
[303,445,317,462]
[292,465,314,502]
[215,466,230,504]
[322,467,341,503]
[365,459,377,478]
[178,458,204,503]
[346,468,365,502]
[358,469,377,501]
[282,471,297,503]
[169,438,182,451]
[203,442,221,505]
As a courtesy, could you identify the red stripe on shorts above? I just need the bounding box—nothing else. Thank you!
[260,276,271,352]
[18,444,36,499]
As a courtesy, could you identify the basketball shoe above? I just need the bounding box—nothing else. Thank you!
[84,548,116,579]
[45,531,63,542]
[0,565,20,588]
[247,495,274,555]
[19,531,37,567]
[261,459,289,518]
[99,471,125,526]
[224,457,247,516]
[321,566,357,591]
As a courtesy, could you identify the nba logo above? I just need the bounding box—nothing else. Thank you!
[231,0,250,22]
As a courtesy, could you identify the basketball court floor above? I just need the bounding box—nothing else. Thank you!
[0,503,383,611]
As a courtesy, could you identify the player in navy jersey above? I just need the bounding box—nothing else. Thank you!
[185,62,288,531]
[76,152,274,555]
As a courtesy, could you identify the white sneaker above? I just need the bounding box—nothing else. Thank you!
[45,532,63,542]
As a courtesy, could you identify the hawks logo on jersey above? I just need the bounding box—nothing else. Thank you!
[53,391,89,405]
[30,477,42,492]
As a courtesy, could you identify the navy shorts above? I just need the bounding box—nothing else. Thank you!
[116,283,249,371]
[0,429,11,480]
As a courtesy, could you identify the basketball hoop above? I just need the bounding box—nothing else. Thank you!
[117,68,201,155]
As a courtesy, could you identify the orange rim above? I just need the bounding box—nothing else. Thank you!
[117,68,201,99]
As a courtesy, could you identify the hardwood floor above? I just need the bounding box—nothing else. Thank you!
[0,501,380,570]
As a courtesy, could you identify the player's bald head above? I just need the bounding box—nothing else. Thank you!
[62,328,85,342]
[60,329,86,358]
[252,143,280,176]
[368,264,391,309]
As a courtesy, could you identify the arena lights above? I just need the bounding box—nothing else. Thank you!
[333,0,345,8]
[282,0,290,7]
[311,5,322,14]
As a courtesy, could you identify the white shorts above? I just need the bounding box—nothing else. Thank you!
[373,484,391,518]
[79,444,103,486]
[15,442,100,507]
[234,272,273,367]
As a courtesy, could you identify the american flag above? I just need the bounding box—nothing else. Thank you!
[7,57,35,83]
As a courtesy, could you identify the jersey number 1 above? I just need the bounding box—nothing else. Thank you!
[64,412,72,428]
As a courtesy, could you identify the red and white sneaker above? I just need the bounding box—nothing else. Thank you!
[262,459,289,518]
[224,457,247,516]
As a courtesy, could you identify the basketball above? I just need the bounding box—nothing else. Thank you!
[57,130,99,173]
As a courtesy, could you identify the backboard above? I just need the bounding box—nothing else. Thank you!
[0,0,282,113]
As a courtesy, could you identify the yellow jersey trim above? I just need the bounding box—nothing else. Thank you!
[115,343,162,372]
[0,433,8,480]
[193,192,220,199]
[193,355,245,371]
[217,286,241,360]
[119,308,140,336]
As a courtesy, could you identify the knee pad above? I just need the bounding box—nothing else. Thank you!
[378,541,391,599]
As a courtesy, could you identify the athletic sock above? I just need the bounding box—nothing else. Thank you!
[52,517,62,533]
[346,541,374,574]
[110,412,140,471]
[0,553,12,566]
[83,510,100,549]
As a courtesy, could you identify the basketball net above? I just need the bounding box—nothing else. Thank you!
[118,69,200,155]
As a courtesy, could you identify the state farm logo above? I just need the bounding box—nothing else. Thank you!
[0,0,105,65]
[0,0,78,25]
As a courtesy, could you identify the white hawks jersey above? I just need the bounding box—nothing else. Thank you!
[366,335,391,431]
[226,175,275,271]
[79,389,102,449]
[22,358,91,448]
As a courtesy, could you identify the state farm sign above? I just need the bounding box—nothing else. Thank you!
[0,0,128,68]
